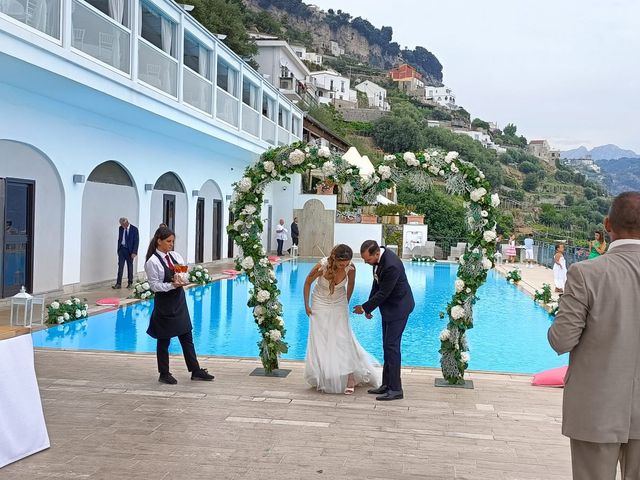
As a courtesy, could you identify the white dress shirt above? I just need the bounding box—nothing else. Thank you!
[276,224,288,241]
[121,226,129,246]
[144,249,185,293]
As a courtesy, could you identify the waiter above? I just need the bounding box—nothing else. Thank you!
[144,226,214,384]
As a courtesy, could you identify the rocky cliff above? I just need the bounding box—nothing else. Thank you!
[244,0,443,83]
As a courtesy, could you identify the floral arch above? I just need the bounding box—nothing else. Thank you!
[227,142,499,385]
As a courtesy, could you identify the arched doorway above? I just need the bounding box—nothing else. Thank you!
[80,161,139,284]
[151,172,187,252]
[196,179,224,263]
[0,140,65,297]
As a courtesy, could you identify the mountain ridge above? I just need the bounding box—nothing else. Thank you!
[562,144,639,161]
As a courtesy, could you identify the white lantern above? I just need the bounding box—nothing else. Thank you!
[10,286,33,327]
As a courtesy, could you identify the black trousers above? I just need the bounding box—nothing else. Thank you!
[116,247,134,285]
[276,239,284,256]
[381,315,409,391]
[156,331,200,374]
[291,236,299,246]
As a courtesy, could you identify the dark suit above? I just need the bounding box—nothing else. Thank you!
[116,224,139,286]
[290,221,299,246]
[363,248,414,392]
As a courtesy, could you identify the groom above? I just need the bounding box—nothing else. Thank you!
[354,240,414,401]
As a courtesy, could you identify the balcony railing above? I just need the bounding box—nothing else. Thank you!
[1,0,304,147]
[1,0,61,38]
[262,118,276,145]
[216,87,238,127]
[241,104,260,137]
[279,77,295,92]
[71,0,130,74]
[138,38,177,97]
[183,67,212,114]
[277,126,290,146]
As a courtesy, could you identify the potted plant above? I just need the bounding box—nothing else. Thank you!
[315,179,335,195]
[336,206,358,223]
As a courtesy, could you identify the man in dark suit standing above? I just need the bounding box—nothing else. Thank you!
[354,240,414,401]
[113,217,139,289]
[288,217,299,254]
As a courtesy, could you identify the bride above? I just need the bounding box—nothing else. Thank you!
[303,244,381,395]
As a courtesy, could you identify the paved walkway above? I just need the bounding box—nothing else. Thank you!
[1,350,571,479]
[495,262,560,303]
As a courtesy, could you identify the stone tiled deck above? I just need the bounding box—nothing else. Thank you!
[1,350,571,479]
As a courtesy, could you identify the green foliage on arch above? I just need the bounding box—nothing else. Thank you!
[227,142,499,384]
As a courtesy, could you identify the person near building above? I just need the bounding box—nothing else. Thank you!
[113,217,139,289]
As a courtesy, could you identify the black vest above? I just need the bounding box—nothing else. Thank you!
[146,252,192,339]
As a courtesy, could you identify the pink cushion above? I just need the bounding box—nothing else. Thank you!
[222,269,241,275]
[532,366,568,387]
[96,297,120,306]
[268,256,279,262]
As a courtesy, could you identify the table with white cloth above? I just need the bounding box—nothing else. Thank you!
[0,334,50,469]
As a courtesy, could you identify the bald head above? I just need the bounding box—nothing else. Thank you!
[606,192,640,240]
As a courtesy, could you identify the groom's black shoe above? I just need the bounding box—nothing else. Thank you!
[368,385,389,395]
[376,390,404,401]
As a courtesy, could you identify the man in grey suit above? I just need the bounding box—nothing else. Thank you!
[549,191,640,479]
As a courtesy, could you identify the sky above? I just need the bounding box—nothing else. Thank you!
[307,0,640,152]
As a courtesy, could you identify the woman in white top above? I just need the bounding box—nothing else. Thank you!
[553,243,567,293]
[144,226,213,385]
[303,244,381,395]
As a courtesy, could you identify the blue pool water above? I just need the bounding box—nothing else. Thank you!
[32,262,567,374]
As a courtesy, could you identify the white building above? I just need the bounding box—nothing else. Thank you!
[310,70,352,104]
[354,80,390,110]
[290,45,322,66]
[426,86,457,109]
[329,41,344,57]
[0,0,302,298]
[253,38,314,105]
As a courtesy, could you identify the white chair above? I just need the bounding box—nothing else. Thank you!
[72,28,85,50]
[98,32,114,63]
[494,251,504,264]
[25,0,38,26]
[290,245,299,258]
[29,295,46,326]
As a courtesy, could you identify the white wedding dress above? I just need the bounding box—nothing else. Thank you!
[304,262,382,394]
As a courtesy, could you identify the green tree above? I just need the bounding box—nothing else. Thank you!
[397,184,466,238]
[564,194,575,206]
[503,123,517,136]
[372,115,424,153]
[471,118,490,130]
[584,187,597,200]
[518,161,538,174]
[190,0,257,63]
[522,173,539,192]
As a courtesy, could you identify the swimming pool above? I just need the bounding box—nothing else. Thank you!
[32,262,567,374]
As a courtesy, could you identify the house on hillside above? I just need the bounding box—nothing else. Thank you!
[329,41,345,57]
[426,85,457,110]
[253,35,316,107]
[389,64,425,92]
[354,80,390,111]
[528,140,560,164]
[291,45,323,66]
[310,70,356,105]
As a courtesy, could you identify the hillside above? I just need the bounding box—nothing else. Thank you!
[243,0,443,83]
[598,157,640,194]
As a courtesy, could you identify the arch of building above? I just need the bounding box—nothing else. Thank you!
[151,172,188,254]
[0,140,65,295]
[197,179,224,263]
[80,160,139,284]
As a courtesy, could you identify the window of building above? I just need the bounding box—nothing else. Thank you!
[278,105,290,129]
[243,78,260,110]
[140,2,176,58]
[183,33,210,79]
[83,0,130,27]
[217,59,238,97]
[340,81,345,93]
[262,93,275,120]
